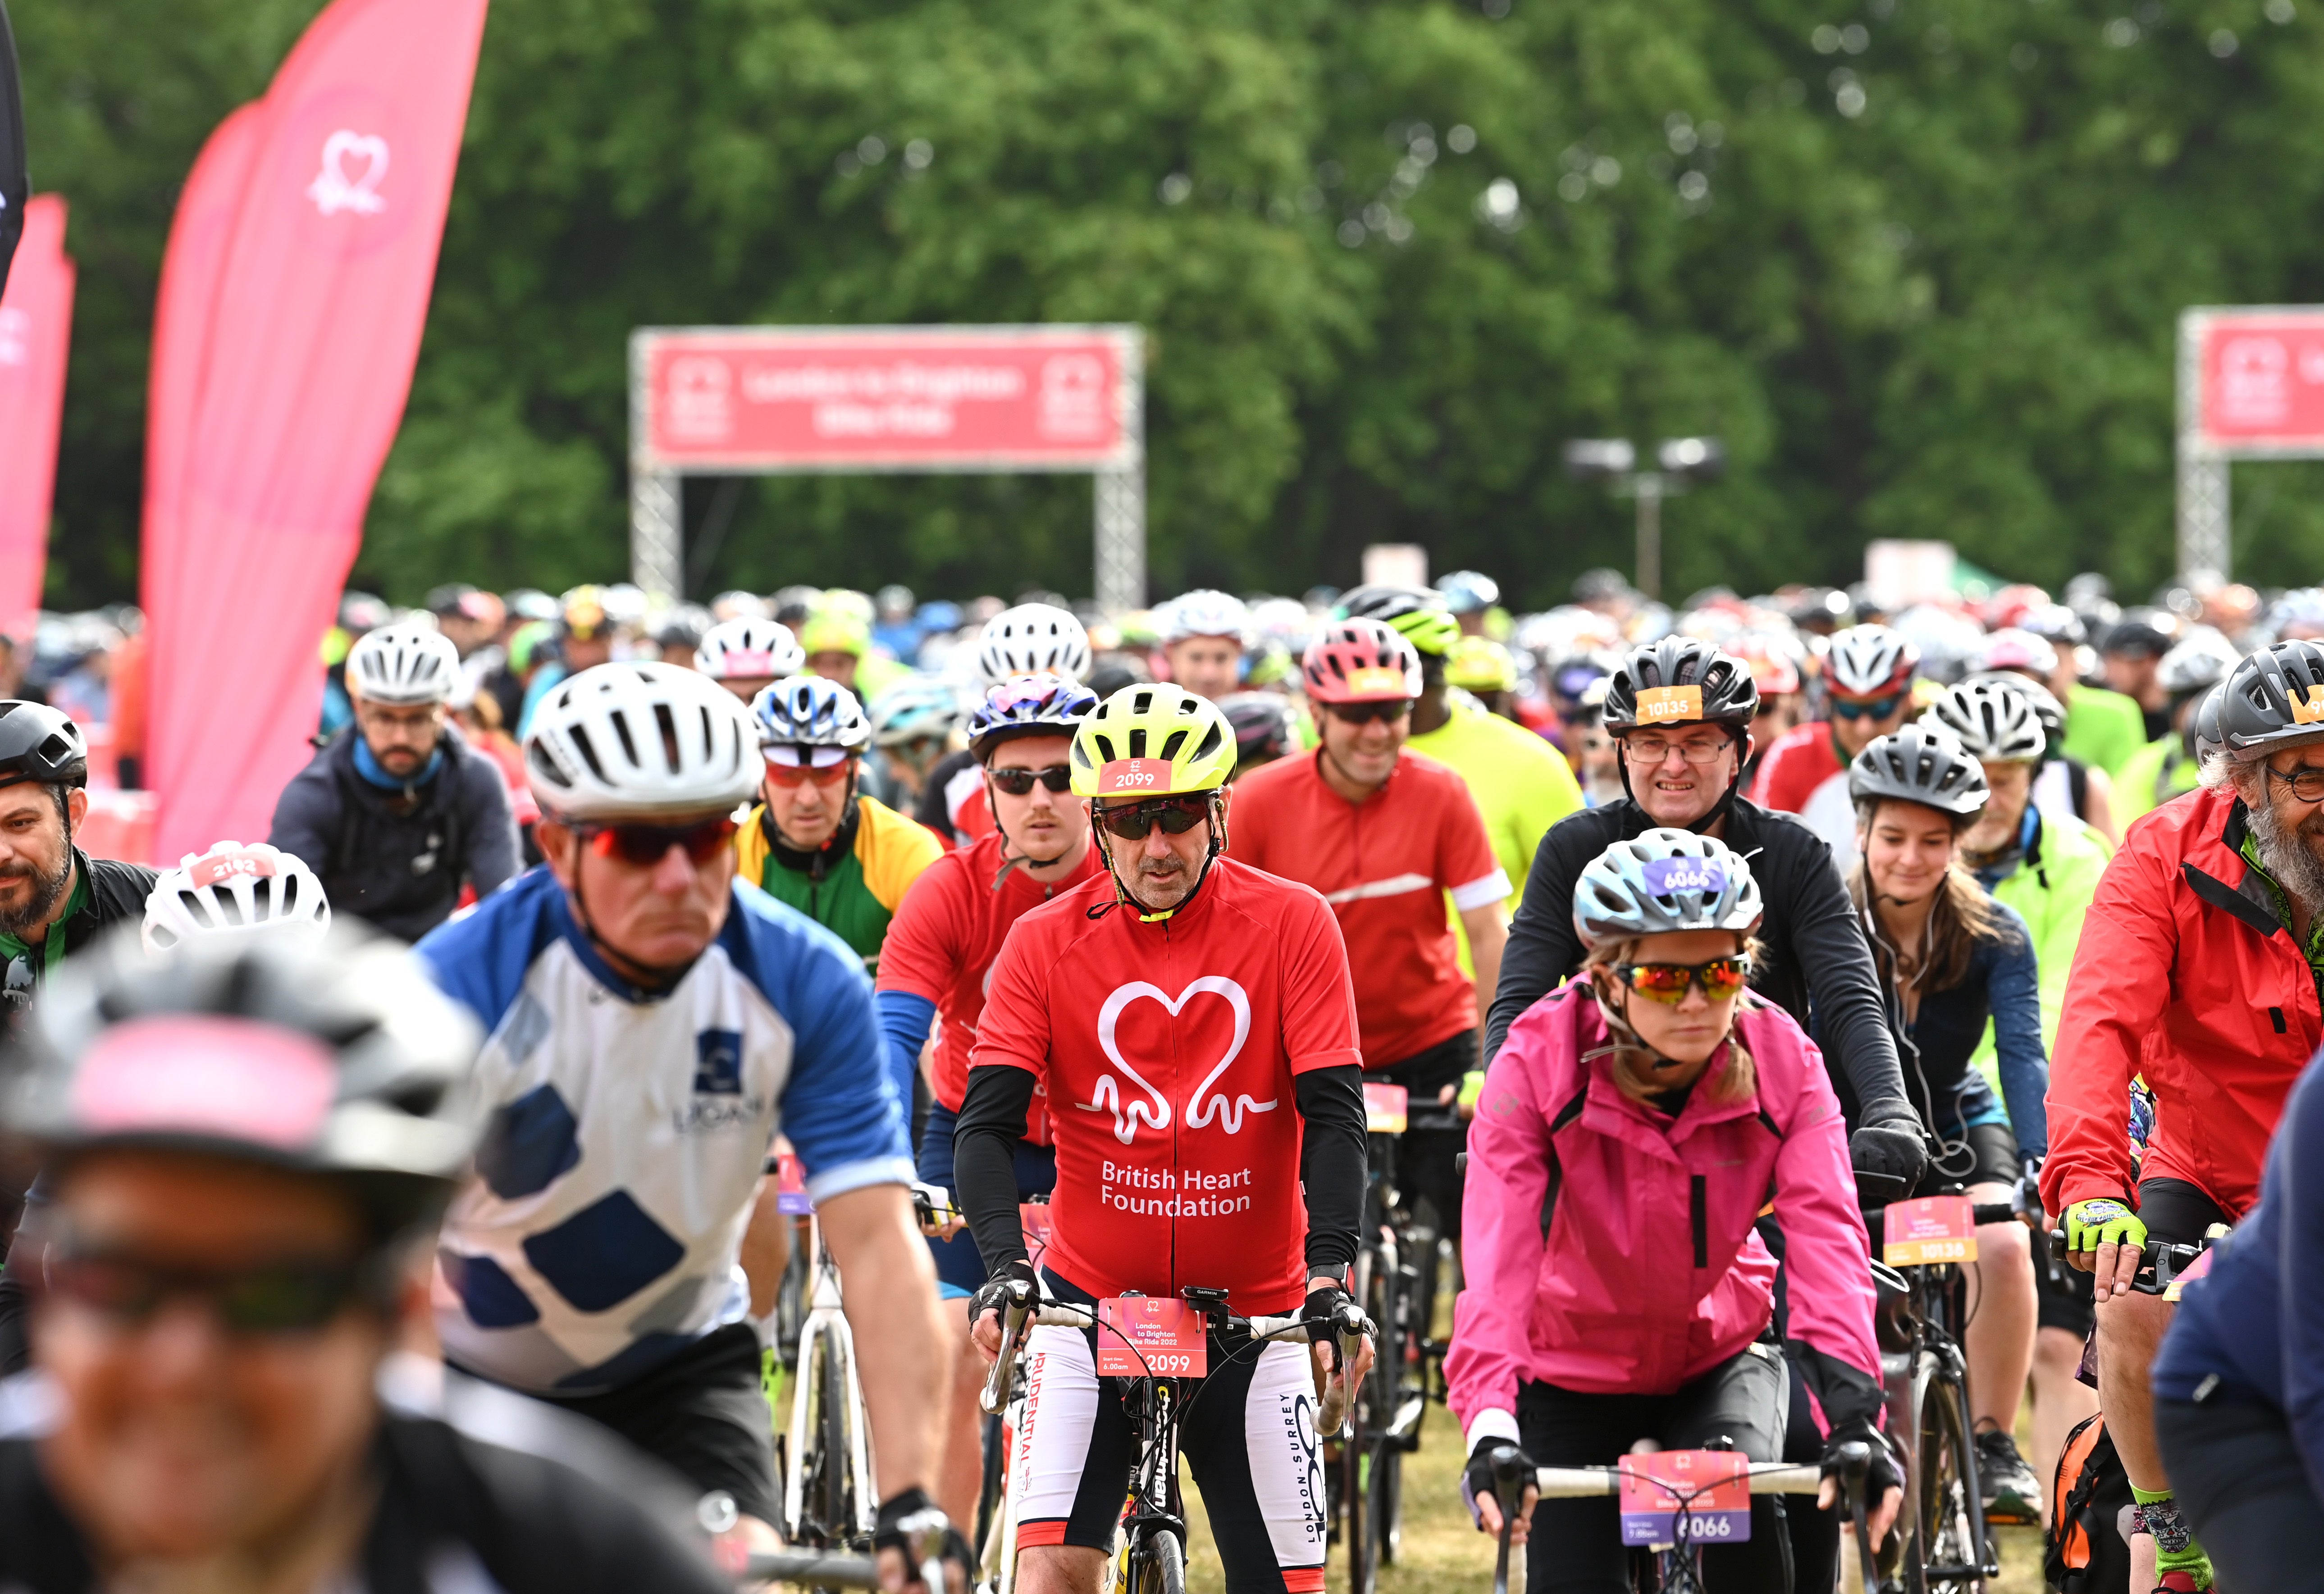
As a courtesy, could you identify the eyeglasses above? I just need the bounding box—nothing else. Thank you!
[990,765,1073,796]
[1324,701,1412,726]
[43,1245,376,1336]
[1616,956,1752,1004]
[2265,764,2324,804]
[1830,694,1904,722]
[1623,735,1731,766]
[575,815,739,866]
[1096,796,1211,841]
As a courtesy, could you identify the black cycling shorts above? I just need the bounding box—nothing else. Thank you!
[2136,1176,2231,1248]
[1517,1344,1793,1594]
[524,1321,777,1527]
[2035,1245,2096,1337]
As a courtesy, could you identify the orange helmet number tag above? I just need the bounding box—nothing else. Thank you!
[2292,684,2324,726]
[1343,666,1409,697]
[1635,684,1705,722]
[188,850,279,888]
[1098,758,1173,794]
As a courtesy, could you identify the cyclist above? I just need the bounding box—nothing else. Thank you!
[1970,629,2120,843]
[1157,589,1250,701]
[694,615,804,703]
[516,586,616,737]
[2016,604,2153,777]
[864,677,966,813]
[1438,569,1500,637]
[2100,610,2184,743]
[953,683,1374,1594]
[1333,586,1584,911]
[1452,830,1899,1589]
[0,702,160,1375]
[417,660,949,1559]
[2112,630,2243,829]
[1924,679,2111,1496]
[1845,725,2049,1518]
[2042,637,2324,1594]
[138,838,332,952]
[874,672,1101,1526]
[1231,617,1508,1250]
[918,604,1092,847]
[735,675,943,974]
[0,929,743,1594]
[1749,622,1920,870]
[1488,638,1926,1193]
[1445,635,1520,719]
[270,622,521,943]
[2152,1048,2324,1591]
[1221,690,1301,780]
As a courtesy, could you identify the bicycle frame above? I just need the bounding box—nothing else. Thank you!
[783,1210,878,1547]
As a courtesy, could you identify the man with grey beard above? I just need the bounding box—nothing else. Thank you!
[0,700,158,1378]
[2039,638,2324,1593]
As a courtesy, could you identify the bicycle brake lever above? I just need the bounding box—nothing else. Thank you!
[1487,1444,1526,1594]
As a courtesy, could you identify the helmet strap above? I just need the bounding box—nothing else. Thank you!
[1614,727,1747,836]
[1085,792,1226,924]
[984,774,1084,890]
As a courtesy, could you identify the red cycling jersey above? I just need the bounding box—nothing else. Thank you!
[1225,749,1506,1066]
[874,827,1103,1139]
[968,856,1362,1315]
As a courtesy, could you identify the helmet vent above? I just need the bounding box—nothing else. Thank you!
[651,704,681,773]
[567,726,609,785]
[1158,729,1188,762]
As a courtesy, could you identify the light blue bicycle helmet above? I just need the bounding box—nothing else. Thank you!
[869,678,964,748]
[1572,829,1764,948]
[751,675,871,752]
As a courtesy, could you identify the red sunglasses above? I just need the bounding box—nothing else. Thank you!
[576,815,739,866]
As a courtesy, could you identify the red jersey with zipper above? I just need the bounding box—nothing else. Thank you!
[967,856,1361,1315]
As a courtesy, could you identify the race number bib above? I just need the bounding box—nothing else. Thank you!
[1363,1081,1410,1134]
[1619,1450,1750,1545]
[1096,1297,1208,1377]
[1883,1195,1977,1266]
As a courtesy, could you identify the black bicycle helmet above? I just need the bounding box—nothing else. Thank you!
[2217,638,2324,761]
[2195,682,2228,763]
[1847,724,1989,818]
[1220,692,1301,770]
[0,701,87,790]
[2,925,481,1242]
[1601,638,1759,733]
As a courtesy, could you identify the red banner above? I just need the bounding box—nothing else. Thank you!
[0,193,70,639]
[636,327,1137,471]
[2196,312,2324,449]
[145,0,488,864]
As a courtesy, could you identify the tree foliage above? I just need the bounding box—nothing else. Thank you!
[19,0,2324,611]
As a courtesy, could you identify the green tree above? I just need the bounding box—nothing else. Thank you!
[19,0,2324,612]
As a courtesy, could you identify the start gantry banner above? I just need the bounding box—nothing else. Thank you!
[144,0,489,862]
[0,194,72,639]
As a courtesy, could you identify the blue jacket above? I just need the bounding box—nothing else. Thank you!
[2155,1046,2324,1497]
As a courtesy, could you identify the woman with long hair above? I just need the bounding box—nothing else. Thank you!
[1844,724,2049,1520]
[1451,829,1898,1591]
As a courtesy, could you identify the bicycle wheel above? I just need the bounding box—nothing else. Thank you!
[802,1331,860,1549]
[1903,1356,1987,1594]
[1128,1527,1187,1594]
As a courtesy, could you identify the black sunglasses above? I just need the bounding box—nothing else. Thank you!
[1830,693,1904,721]
[1096,796,1211,841]
[1325,700,1412,726]
[43,1245,380,1336]
[989,765,1073,796]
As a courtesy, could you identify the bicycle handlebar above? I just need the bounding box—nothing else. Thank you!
[2046,1230,2215,1295]
[737,1550,881,1588]
[1528,1462,1829,1497]
[977,1283,1338,1414]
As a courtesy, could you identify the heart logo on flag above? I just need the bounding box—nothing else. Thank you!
[307,130,392,217]
[1084,976,1275,1145]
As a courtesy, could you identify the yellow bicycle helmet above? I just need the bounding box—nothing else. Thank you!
[1069,684,1237,798]
[1447,636,1519,694]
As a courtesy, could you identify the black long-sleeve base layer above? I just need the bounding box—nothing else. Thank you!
[952,1062,1368,1284]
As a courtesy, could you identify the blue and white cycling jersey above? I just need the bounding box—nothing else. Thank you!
[415,867,912,1395]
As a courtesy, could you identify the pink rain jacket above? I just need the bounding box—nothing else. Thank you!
[1448,983,1880,1426]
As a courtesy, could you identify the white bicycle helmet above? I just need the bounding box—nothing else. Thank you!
[695,617,804,682]
[1824,624,1920,699]
[869,678,965,747]
[346,623,461,707]
[1921,679,2048,765]
[2156,628,2243,699]
[1161,589,1251,646]
[975,604,1091,687]
[141,841,331,954]
[1573,829,1763,948]
[525,661,761,820]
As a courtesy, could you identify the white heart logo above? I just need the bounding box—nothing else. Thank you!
[307,130,391,218]
[1082,976,1275,1145]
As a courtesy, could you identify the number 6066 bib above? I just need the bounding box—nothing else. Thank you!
[1096,1297,1208,1377]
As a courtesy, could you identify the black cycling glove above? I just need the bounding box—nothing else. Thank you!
[1461,1438,1535,1529]
[872,1487,973,1571]
[1818,1420,1902,1504]
[1304,1281,1352,1344]
[968,1257,1038,1327]
[1849,1114,1930,1194]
